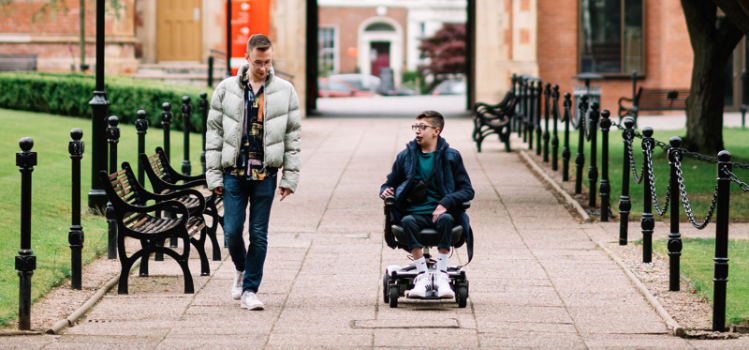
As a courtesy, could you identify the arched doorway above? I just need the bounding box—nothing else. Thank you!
[357,18,404,87]
[305,0,475,115]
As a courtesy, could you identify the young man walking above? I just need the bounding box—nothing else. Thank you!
[380,111,474,298]
[205,34,301,310]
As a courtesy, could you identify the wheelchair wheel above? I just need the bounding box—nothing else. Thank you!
[389,284,399,308]
[457,284,468,308]
[383,274,390,303]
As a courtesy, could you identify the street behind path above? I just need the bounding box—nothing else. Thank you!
[3,118,747,349]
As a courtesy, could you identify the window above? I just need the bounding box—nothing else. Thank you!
[318,26,337,76]
[579,0,644,75]
[365,22,396,32]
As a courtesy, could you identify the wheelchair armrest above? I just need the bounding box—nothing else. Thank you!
[460,201,471,210]
[384,195,395,207]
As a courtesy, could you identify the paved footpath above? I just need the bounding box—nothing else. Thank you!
[3,118,748,349]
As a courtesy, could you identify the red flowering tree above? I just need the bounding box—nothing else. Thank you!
[418,23,466,87]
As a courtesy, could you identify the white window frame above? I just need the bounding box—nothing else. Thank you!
[318,25,340,76]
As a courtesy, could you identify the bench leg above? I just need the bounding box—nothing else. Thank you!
[190,228,211,276]
[139,239,151,277]
[155,239,166,262]
[206,207,222,261]
[158,237,195,294]
[117,238,136,294]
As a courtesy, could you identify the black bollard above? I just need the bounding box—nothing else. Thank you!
[162,102,172,161]
[181,96,192,176]
[562,93,572,181]
[599,110,611,221]
[588,103,600,208]
[641,127,655,263]
[518,77,525,139]
[713,150,732,332]
[527,80,534,148]
[135,110,149,185]
[551,85,560,171]
[741,70,747,129]
[543,83,551,162]
[69,129,85,290]
[16,137,36,330]
[535,81,542,155]
[618,118,635,245]
[208,56,215,88]
[200,92,208,175]
[511,74,519,134]
[667,137,683,292]
[574,96,589,194]
[106,116,119,259]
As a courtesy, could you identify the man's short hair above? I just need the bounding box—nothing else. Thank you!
[247,34,273,55]
[416,110,445,132]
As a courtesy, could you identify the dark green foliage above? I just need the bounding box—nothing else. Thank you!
[0,72,213,133]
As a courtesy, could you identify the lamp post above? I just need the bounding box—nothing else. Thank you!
[88,0,109,211]
[226,0,232,78]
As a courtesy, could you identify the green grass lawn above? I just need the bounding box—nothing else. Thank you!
[0,108,205,327]
[555,127,749,220]
[653,238,749,325]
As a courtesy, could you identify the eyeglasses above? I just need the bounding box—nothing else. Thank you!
[411,124,437,131]
[251,61,272,69]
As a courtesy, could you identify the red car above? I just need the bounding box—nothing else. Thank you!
[318,78,372,97]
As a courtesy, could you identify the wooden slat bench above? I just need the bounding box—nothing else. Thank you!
[99,162,210,294]
[0,54,38,72]
[618,73,689,127]
[140,147,224,261]
[472,91,517,153]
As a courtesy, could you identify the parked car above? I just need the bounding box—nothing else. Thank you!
[327,74,381,96]
[318,78,362,98]
[393,87,417,96]
[431,80,466,96]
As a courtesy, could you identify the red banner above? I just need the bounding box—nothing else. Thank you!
[228,0,271,75]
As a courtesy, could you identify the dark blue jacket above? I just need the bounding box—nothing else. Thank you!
[380,137,475,239]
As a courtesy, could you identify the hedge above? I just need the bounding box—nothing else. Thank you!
[0,72,214,133]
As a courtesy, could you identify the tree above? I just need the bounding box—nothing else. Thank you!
[681,0,747,154]
[418,23,466,87]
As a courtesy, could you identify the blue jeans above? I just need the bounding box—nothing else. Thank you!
[223,173,277,293]
[401,213,454,252]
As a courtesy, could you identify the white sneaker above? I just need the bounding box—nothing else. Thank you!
[231,270,244,300]
[407,272,431,298]
[241,291,265,310]
[434,271,455,299]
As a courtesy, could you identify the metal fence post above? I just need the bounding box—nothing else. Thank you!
[162,102,172,161]
[575,95,589,194]
[562,92,572,181]
[208,56,214,88]
[16,137,36,330]
[518,77,525,139]
[535,81,543,155]
[641,127,654,263]
[741,70,747,129]
[181,96,192,176]
[588,103,600,208]
[543,82,551,162]
[200,92,208,175]
[135,110,148,185]
[106,116,119,259]
[619,118,635,245]
[599,110,611,221]
[511,74,519,133]
[713,150,732,332]
[551,85,560,171]
[525,80,536,150]
[667,136,683,292]
[69,129,85,290]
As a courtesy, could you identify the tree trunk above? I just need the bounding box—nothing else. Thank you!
[681,0,744,155]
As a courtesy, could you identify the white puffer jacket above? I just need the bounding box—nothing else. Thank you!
[205,65,301,192]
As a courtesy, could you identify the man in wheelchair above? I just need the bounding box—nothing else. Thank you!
[380,110,475,302]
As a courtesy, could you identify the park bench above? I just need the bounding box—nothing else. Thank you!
[472,91,517,153]
[99,162,210,294]
[140,147,224,261]
[0,54,38,72]
[618,73,689,127]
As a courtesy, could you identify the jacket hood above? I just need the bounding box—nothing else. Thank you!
[406,136,449,153]
[237,64,274,90]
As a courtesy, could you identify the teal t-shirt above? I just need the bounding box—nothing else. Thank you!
[404,151,442,215]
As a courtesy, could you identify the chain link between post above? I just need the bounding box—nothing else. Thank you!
[675,157,719,230]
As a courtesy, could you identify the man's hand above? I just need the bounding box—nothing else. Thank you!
[380,187,395,199]
[214,186,223,196]
[432,204,447,223]
[278,187,292,201]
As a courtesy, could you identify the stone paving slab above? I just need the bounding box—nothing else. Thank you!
[4,117,749,349]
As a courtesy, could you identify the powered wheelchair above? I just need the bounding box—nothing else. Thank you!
[382,196,473,308]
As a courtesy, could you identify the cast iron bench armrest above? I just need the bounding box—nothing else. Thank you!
[162,178,207,191]
[119,200,190,223]
[149,189,207,215]
[473,92,513,113]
